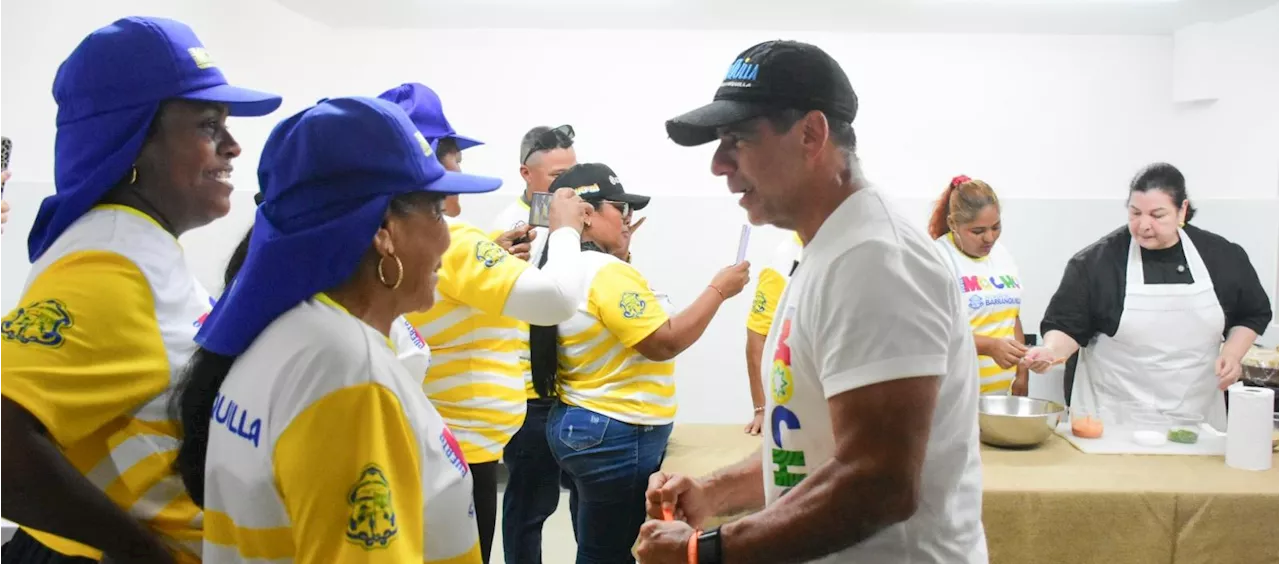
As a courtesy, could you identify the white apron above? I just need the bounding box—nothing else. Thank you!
[1073,229,1228,430]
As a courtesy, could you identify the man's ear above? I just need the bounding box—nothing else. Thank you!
[519,165,533,184]
[800,110,831,158]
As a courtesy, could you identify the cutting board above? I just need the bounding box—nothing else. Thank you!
[1054,422,1227,456]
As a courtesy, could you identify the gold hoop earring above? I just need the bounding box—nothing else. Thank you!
[129,166,138,185]
[377,254,403,289]
[1179,221,1186,228]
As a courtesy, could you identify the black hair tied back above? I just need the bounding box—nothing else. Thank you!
[1130,162,1196,223]
[529,239,606,398]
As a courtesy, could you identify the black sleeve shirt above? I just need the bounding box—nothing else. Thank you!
[1041,224,1273,347]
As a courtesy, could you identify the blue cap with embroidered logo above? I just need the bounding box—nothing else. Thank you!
[377,83,483,151]
[665,40,857,147]
[196,97,502,356]
[28,16,282,261]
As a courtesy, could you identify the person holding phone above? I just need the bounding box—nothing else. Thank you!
[530,163,751,563]
[373,87,593,564]
[1,17,280,564]
[491,125,578,267]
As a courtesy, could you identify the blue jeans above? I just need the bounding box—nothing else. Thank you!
[547,402,673,564]
[502,398,572,564]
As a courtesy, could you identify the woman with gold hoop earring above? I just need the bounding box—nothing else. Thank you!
[175,97,504,563]
[1026,162,1271,430]
[0,17,279,564]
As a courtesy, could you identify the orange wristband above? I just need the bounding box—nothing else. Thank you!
[687,529,700,564]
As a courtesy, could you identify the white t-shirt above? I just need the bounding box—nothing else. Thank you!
[760,188,988,563]
[933,235,1023,394]
[492,197,550,268]
[203,295,480,563]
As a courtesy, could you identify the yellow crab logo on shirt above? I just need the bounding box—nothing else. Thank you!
[475,240,506,268]
[619,291,646,319]
[1,299,74,348]
[346,464,399,550]
[752,289,768,314]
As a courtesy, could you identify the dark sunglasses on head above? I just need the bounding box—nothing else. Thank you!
[522,124,575,164]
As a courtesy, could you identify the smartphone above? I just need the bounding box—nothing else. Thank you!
[528,191,553,228]
[1,136,11,198]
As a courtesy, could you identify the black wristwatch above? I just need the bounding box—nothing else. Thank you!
[697,526,722,564]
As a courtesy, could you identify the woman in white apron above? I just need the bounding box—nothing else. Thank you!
[1025,163,1272,430]
[928,175,1029,396]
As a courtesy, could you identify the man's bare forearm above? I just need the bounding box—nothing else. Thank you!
[702,449,766,517]
[719,456,915,563]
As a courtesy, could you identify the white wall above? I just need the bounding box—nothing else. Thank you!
[2,0,1275,424]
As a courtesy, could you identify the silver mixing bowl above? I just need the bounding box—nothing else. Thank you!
[978,396,1066,448]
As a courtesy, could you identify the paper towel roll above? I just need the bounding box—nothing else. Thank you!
[1225,385,1276,471]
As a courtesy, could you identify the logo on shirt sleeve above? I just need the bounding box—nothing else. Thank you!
[1,299,74,347]
[619,291,647,319]
[346,464,399,550]
[475,240,507,268]
[752,289,768,314]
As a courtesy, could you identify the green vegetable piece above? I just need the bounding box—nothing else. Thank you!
[1167,429,1199,444]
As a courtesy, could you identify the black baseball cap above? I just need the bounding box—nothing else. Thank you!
[549,163,650,211]
[665,40,857,147]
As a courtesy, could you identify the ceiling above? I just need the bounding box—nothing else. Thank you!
[274,0,1277,34]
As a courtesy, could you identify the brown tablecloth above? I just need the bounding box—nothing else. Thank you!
[660,425,1280,564]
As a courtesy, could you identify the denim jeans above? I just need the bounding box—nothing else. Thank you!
[502,398,571,564]
[547,402,673,564]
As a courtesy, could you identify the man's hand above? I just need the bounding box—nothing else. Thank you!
[645,472,713,528]
[744,411,763,435]
[495,225,536,261]
[636,520,696,564]
[1216,354,1243,390]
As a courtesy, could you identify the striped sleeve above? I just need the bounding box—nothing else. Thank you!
[0,250,170,446]
[437,221,530,316]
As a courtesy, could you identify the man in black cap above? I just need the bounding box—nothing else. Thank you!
[638,41,988,564]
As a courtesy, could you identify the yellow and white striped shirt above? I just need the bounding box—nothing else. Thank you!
[747,233,803,336]
[402,219,530,464]
[203,294,480,564]
[0,205,213,562]
[558,252,676,425]
[934,234,1023,394]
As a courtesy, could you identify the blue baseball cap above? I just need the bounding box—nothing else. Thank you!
[377,83,483,151]
[28,16,282,261]
[196,96,502,356]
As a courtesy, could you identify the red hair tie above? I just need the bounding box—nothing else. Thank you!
[950,175,971,188]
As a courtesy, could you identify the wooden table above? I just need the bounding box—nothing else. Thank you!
[660,425,1279,564]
